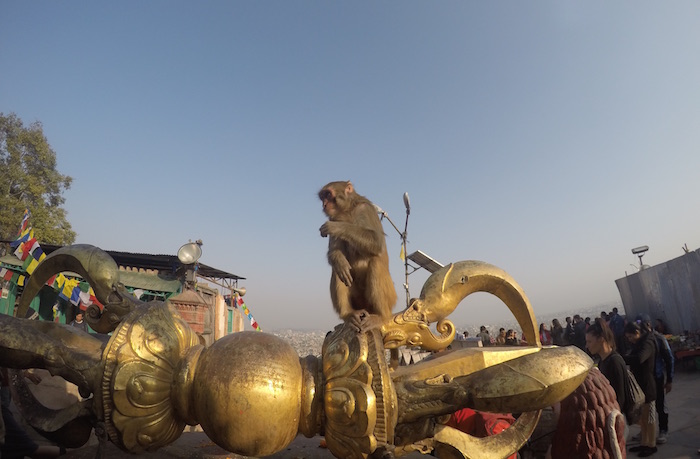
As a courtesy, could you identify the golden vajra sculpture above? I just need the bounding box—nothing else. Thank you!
[0,245,593,458]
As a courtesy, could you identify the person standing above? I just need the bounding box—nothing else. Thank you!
[572,315,587,350]
[564,317,575,345]
[654,319,667,335]
[476,326,491,347]
[539,323,552,345]
[609,307,626,353]
[70,312,88,333]
[624,321,658,457]
[551,319,565,346]
[638,315,674,445]
[585,320,628,417]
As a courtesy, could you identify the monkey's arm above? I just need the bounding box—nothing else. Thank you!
[319,204,384,255]
[328,238,353,286]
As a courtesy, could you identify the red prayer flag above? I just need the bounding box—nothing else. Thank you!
[22,237,37,260]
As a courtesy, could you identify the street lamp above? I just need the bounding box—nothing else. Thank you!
[631,245,649,270]
[178,240,203,285]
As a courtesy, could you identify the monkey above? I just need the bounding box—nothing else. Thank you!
[319,181,397,331]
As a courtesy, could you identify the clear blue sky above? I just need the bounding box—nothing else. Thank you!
[2,2,700,331]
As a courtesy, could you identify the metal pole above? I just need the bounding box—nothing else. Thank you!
[403,209,410,307]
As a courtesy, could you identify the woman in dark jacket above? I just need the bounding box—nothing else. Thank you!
[551,319,565,346]
[624,321,658,457]
[586,320,627,414]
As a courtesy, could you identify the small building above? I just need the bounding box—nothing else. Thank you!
[0,242,246,346]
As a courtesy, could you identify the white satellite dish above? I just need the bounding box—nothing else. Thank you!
[177,242,202,264]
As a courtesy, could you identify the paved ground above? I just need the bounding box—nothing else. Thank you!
[625,369,700,459]
[12,369,700,458]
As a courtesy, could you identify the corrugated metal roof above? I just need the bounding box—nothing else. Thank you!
[0,254,22,267]
[118,270,182,293]
[1,241,245,281]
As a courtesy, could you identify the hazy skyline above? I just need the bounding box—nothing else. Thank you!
[2,2,699,331]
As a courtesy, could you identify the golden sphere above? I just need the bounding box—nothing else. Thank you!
[192,331,302,457]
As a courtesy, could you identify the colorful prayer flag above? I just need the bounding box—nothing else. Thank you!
[70,286,81,306]
[26,258,39,275]
[11,227,31,248]
[18,209,30,234]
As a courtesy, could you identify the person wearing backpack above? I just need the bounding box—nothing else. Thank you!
[637,314,674,445]
[624,320,658,457]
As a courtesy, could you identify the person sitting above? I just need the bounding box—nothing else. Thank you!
[505,329,518,346]
[496,328,506,345]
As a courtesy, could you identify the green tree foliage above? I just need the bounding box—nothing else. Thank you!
[0,112,76,244]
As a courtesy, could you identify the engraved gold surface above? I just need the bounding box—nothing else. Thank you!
[322,325,397,459]
[382,260,540,352]
[99,302,201,452]
[0,245,594,459]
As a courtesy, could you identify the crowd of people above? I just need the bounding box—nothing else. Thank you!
[461,307,675,457]
[583,310,674,457]
[456,325,526,347]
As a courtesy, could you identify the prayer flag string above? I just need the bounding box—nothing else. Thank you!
[8,209,99,311]
[235,294,262,331]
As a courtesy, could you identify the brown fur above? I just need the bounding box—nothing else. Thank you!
[319,181,397,322]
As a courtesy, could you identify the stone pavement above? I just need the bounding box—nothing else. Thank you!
[14,369,700,458]
[625,369,700,459]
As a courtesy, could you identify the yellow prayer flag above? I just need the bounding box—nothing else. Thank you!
[56,273,68,288]
[26,258,39,275]
[399,244,405,261]
[62,279,75,298]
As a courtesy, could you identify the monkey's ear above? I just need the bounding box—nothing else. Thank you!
[345,181,354,195]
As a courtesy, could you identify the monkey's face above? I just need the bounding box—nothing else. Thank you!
[319,187,337,218]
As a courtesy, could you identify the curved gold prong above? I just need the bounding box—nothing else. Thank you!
[382,260,540,351]
[17,244,141,333]
[431,411,541,459]
[393,346,592,423]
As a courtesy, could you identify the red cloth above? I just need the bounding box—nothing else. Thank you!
[540,330,552,345]
[448,408,517,459]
